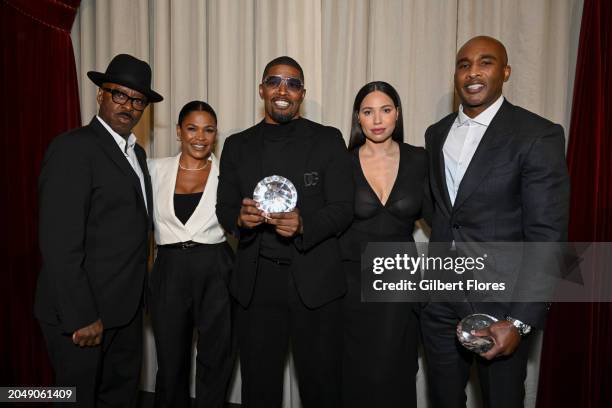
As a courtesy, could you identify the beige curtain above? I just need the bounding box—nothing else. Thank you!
[71,1,583,406]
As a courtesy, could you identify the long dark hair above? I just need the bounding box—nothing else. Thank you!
[348,81,404,150]
[177,100,217,126]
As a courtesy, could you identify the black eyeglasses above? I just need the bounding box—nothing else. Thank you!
[102,88,149,111]
[262,75,304,92]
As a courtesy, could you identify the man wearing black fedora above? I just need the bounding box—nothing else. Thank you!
[35,54,163,407]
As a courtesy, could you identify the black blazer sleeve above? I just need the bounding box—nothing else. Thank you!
[216,134,258,243]
[38,134,98,333]
[216,135,241,236]
[520,123,569,242]
[510,123,569,326]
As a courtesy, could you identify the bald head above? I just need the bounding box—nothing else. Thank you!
[454,35,511,118]
[458,36,508,65]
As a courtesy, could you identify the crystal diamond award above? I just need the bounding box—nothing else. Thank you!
[253,175,298,214]
[456,313,498,353]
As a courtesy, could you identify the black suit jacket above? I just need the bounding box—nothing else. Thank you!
[425,100,569,327]
[35,117,153,333]
[216,118,354,308]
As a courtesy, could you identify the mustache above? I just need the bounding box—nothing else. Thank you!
[117,111,133,120]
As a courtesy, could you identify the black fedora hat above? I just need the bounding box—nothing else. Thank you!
[87,54,163,103]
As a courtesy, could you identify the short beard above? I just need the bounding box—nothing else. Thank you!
[269,109,297,124]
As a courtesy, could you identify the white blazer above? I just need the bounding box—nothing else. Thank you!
[148,153,225,245]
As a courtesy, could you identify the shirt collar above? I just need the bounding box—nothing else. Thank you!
[96,115,137,152]
[457,95,505,127]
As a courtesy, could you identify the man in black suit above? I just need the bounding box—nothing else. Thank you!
[216,56,353,408]
[421,36,570,408]
[35,54,163,407]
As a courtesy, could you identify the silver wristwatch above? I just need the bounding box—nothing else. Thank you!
[506,316,532,336]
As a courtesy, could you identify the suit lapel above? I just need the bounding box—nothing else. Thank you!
[134,144,152,220]
[431,115,455,215]
[184,154,219,236]
[244,122,265,194]
[154,155,189,238]
[284,119,314,198]
[452,101,514,211]
[89,117,149,215]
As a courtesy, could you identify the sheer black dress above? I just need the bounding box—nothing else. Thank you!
[340,142,430,408]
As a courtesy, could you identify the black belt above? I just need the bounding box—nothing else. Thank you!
[259,254,292,266]
[158,241,205,250]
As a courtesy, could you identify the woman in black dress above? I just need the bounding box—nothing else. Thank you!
[341,81,430,407]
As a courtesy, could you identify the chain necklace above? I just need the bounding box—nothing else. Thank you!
[178,158,211,171]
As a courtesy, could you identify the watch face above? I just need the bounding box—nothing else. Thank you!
[456,313,498,353]
[514,321,530,335]
[506,317,530,336]
[253,175,298,214]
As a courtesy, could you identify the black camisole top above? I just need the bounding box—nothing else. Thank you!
[174,192,203,225]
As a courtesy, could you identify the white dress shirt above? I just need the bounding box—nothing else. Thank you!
[443,95,505,206]
[148,153,226,245]
[96,115,148,212]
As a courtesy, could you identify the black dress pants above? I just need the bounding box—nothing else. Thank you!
[149,243,234,408]
[236,256,342,408]
[420,302,532,408]
[342,260,419,408]
[40,308,143,408]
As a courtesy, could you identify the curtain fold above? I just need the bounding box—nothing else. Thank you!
[537,0,612,406]
[72,0,581,157]
[1,0,81,385]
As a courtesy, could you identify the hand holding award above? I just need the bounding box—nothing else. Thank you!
[254,175,301,237]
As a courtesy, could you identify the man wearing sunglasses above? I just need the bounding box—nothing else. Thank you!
[217,56,354,408]
[35,54,163,407]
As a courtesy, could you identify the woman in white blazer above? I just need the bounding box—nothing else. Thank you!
[148,101,234,408]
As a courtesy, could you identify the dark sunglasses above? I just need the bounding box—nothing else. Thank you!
[102,87,148,111]
[262,75,304,92]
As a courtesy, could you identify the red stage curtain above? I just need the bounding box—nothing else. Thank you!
[0,0,81,386]
[537,0,612,407]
